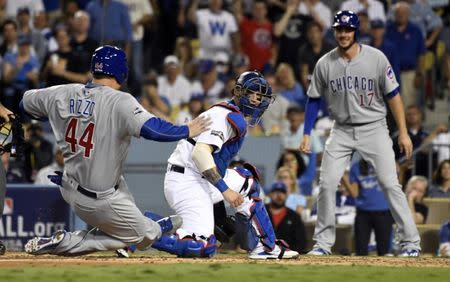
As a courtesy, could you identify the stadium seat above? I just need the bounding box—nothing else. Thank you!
[423,198,450,225]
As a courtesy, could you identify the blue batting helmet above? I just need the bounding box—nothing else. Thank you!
[91,45,128,84]
[234,71,274,127]
[332,10,360,30]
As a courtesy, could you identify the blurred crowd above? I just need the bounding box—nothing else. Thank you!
[0,0,449,255]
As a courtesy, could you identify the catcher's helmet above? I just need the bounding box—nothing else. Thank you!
[91,45,128,84]
[234,71,274,127]
[332,10,360,30]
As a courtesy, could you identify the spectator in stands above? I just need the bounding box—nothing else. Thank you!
[274,0,312,77]
[427,122,450,165]
[429,160,450,198]
[298,0,332,31]
[405,175,429,224]
[191,59,225,105]
[385,2,425,108]
[174,37,195,80]
[275,63,306,108]
[33,11,58,54]
[176,94,206,125]
[86,0,133,57]
[23,123,54,182]
[276,149,316,196]
[120,0,153,94]
[388,0,443,48]
[214,51,230,83]
[230,54,250,79]
[341,159,393,256]
[266,181,307,253]
[281,106,323,163]
[41,27,89,86]
[5,0,44,20]
[70,11,98,78]
[357,11,372,45]
[275,167,307,216]
[370,19,400,82]
[298,21,333,90]
[157,55,193,110]
[16,6,47,64]
[188,0,240,59]
[34,146,64,186]
[340,0,386,22]
[140,72,170,118]
[233,0,274,73]
[260,72,289,135]
[2,34,39,113]
[393,105,429,177]
[267,0,287,23]
[442,8,450,90]
[0,19,18,57]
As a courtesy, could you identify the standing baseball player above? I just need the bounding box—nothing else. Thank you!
[300,11,421,257]
[20,45,210,256]
[149,71,297,259]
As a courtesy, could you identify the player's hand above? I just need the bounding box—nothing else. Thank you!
[398,133,413,160]
[299,135,311,154]
[187,115,211,137]
[0,105,13,123]
[222,188,244,208]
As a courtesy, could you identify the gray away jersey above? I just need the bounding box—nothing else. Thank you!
[307,44,399,124]
[23,83,153,192]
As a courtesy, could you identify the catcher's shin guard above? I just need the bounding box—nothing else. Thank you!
[235,199,276,251]
[151,234,217,258]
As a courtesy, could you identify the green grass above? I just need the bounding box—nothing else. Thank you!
[1,264,449,282]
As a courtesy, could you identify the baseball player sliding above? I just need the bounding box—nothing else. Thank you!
[20,45,210,256]
[300,11,421,256]
[148,71,298,259]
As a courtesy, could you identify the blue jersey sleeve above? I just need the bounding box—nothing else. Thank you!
[304,97,321,135]
[140,117,189,142]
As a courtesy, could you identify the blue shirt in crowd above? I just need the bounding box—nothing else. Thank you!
[3,52,39,84]
[280,83,307,108]
[86,0,133,43]
[349,162,390,211]
[385,22,425,71]
[286,193,307,212]
[377,39,401,84]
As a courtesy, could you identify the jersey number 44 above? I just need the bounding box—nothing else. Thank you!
[64,117,95,158]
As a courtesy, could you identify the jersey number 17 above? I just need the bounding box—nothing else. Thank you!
[65,117,95,158]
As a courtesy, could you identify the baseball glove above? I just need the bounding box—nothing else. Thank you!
[0,115,24,157]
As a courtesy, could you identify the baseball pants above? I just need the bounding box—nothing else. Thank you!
[313,119,421,253]
[0,163,6,218]
[50,174,161,256]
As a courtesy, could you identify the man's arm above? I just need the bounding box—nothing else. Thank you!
[192,142,244,207]
[274,3,296,37]
[140,115,210,141]
[187,0,200,24]
[299,97,321,153]
[387,94,413,159]
[0,103,13,122]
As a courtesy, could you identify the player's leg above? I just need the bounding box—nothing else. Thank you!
[164,171,215,237]
[372,211,393,256]
[358,121,421,254]
[354,210,371,256]
[26,178,175,256]
[311,126,354,254]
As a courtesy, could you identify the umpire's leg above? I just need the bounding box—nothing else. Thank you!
[358,120,421,251]
[313,125,354,253]
[0,162,6,255]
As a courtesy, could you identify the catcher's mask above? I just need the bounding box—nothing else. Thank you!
[234,71,274,127]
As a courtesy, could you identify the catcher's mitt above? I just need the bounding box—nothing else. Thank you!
[0,115,24,157]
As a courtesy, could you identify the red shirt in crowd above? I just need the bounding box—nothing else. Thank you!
[270,207,288,229]
[240,17,273,71]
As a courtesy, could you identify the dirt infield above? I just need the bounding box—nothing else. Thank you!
[1,252,449,268]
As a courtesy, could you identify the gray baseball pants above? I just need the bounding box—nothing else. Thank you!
[313,119,421,253]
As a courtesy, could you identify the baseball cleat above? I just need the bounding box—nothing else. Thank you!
[25,230,66,255]
[307,248,331,256]
[398,249,420,257]
[116,248,130,258]
[157,215,182,235]
[249,242,299,260]
[0,240,5,255]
